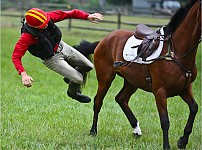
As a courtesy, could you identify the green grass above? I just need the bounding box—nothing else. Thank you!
[1,14,201,150]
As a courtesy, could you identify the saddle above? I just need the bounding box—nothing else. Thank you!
[133,24,161,60]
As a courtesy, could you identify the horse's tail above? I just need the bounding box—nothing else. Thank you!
[73,39,99,59]
[73,39,99,87]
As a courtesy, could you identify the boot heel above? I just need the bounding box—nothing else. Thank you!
[67,91,91,103]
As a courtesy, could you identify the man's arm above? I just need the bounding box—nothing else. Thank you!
[47,9,103,23]
[12,33,35,87]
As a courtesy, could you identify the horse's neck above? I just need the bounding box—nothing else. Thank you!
[172,3,200,63]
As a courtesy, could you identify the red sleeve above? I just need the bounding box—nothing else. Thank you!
[47,9,89,23]
[12,33,38,75]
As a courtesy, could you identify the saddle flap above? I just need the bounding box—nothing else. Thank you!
[137,29,161,59]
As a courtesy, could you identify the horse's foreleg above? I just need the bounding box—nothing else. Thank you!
[178,86,198,149]
[154,90,170,150]
[115,80,141,136]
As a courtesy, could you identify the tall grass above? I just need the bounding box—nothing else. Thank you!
[1,15,201,150]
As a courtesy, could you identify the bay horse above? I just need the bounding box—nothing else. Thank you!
[75,0,201,149]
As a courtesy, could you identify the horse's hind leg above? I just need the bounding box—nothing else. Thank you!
[177,85,198,149]
[115,79,142,136]
[90,66,116,136]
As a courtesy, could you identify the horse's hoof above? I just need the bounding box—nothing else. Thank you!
[132,131,142,138]
[177,137,187,149]
[90,131,97,137]
[132,122,142,136]
[132,133,141,139]
[163,145,170,150]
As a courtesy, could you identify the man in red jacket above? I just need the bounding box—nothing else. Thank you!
[12,8,103,103]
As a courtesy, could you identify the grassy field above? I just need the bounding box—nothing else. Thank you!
[1,14,201,150]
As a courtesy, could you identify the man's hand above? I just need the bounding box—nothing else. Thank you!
[21,71,34,87]
[88,13,103,23]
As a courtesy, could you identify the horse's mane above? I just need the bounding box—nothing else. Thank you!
[165,0,198,34]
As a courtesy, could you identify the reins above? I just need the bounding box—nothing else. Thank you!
[170,36,202,60]
[167,35,201,77]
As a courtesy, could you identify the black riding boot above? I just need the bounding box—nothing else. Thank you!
[63,77,69,84]
[67,82,91,103]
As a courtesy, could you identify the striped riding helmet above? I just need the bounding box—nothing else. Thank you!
[25,8,50,29]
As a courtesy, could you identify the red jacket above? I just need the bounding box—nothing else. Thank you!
[12,9,89,75]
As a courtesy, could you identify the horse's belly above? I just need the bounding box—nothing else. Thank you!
[119,64,152,92]
[119,63,196,96]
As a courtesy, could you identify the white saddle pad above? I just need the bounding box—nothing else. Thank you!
[123,27,164,64]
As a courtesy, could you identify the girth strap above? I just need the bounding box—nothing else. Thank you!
[143,65,152,88]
